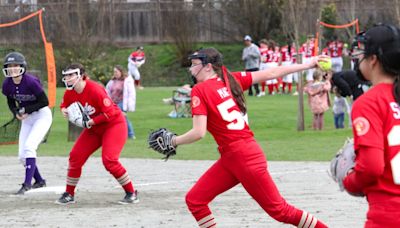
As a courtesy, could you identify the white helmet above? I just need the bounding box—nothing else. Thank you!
[62,68,82,90]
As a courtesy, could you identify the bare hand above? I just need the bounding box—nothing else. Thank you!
[16,113,28,120]
[61,108,68,118]
[86,119,95,128]
[314,55,331,69]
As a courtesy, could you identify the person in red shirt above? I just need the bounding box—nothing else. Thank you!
[56,63,138,205]
[128,46,146,89]
[342,24,400,227]
[326,36,344,72]
[168,48,329,227]
[300,36,316,83]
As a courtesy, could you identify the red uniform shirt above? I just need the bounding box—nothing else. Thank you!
[272,51,280,63]
[327,41,344,57]
[60,79,122,127]
[191,72,254,147]
[300,42,315,58]
[130,51,145,62]
[280,46,291,62]
[259,47,269,63]
[346,83,400,195]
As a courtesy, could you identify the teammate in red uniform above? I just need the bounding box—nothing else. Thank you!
[300,36,316,83]
[171,47,328,227]
[56,63,138,205]
[326,36,344,72]
[128,46,146,89]
[343,24,400,227]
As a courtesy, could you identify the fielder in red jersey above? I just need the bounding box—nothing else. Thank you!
[56,63,138,205]
[171,47,329,227]
[342,24,400,228]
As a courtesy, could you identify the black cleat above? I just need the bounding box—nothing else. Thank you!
[32,179,46,189]
[15,183,31,195]
[55,192,75,205]
[118,190,139,204]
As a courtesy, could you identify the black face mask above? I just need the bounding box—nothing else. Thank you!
[353,58,368,81]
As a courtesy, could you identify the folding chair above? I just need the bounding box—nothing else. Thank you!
[172,88,191,118]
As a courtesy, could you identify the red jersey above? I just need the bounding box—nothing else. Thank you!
[259,47,269,63]
[60,79,122,127]
[300,41,315,58]
[191,72,254,147]
[345,83,400,196]
[272,50,280,63]
[130,51,145,62]
[327,41,344,57]
[280,46,290,62]
[266,49,274,63]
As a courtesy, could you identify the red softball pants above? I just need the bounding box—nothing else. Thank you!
[66,115,132,192]
[185,139,326,227]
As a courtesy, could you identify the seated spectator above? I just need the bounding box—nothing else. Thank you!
[162,84,192,118]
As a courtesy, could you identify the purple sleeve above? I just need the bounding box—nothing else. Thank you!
[26,74,45,96]
[1,79,11,97]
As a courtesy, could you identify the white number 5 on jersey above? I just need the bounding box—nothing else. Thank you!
[388,125,400,185]
[217,98,248,130]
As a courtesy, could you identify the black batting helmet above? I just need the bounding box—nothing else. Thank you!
[3,52,27,69]
[2,52,27,77]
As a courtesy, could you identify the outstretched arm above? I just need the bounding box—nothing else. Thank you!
[251,55,327,84]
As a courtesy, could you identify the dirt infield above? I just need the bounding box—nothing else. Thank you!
[0,157,367,228]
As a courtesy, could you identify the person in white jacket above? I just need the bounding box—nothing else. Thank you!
[106,65,136,139]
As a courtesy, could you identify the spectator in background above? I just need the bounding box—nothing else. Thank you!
[242,35,261,96]
[128,46,146,90]
[106,65,136,139]
[326,35,345,73]
[257,39,269,97]
[332,86,350,129]
[304,70,331,130]
[300,35,316,83]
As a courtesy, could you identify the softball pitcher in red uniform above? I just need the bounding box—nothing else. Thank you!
[172,48,328,227]
[56,63,138,205]
[343,24,400,228]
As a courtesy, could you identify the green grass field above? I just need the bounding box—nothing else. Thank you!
[0,87,352,161]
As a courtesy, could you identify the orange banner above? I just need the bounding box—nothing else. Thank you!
[45,42,56,107]
[0,9,56,107]
[319,19,359,29]
[315,19,360,55]
[0,9,43,28]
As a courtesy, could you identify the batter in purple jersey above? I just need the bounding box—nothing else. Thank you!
[1,52,52,194]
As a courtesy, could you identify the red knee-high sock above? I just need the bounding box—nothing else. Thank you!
[261,81,266,92]
[267,85,274,94]
[288,83,292,93]
[282,82,287,93]
[273,84,279,93]
[295,211,328,228]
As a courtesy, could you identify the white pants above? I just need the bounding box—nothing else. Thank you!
[128,62,141,81]
[18,106,52,164]
[304,57,315,82]
[282,61,293,83]
[265,62,278,84]
[331,57,343,73]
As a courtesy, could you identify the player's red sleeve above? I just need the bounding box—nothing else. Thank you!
[191,86,207,116]
[92,88,119,125]
[343,146,385,194]
[232,71,252,91]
